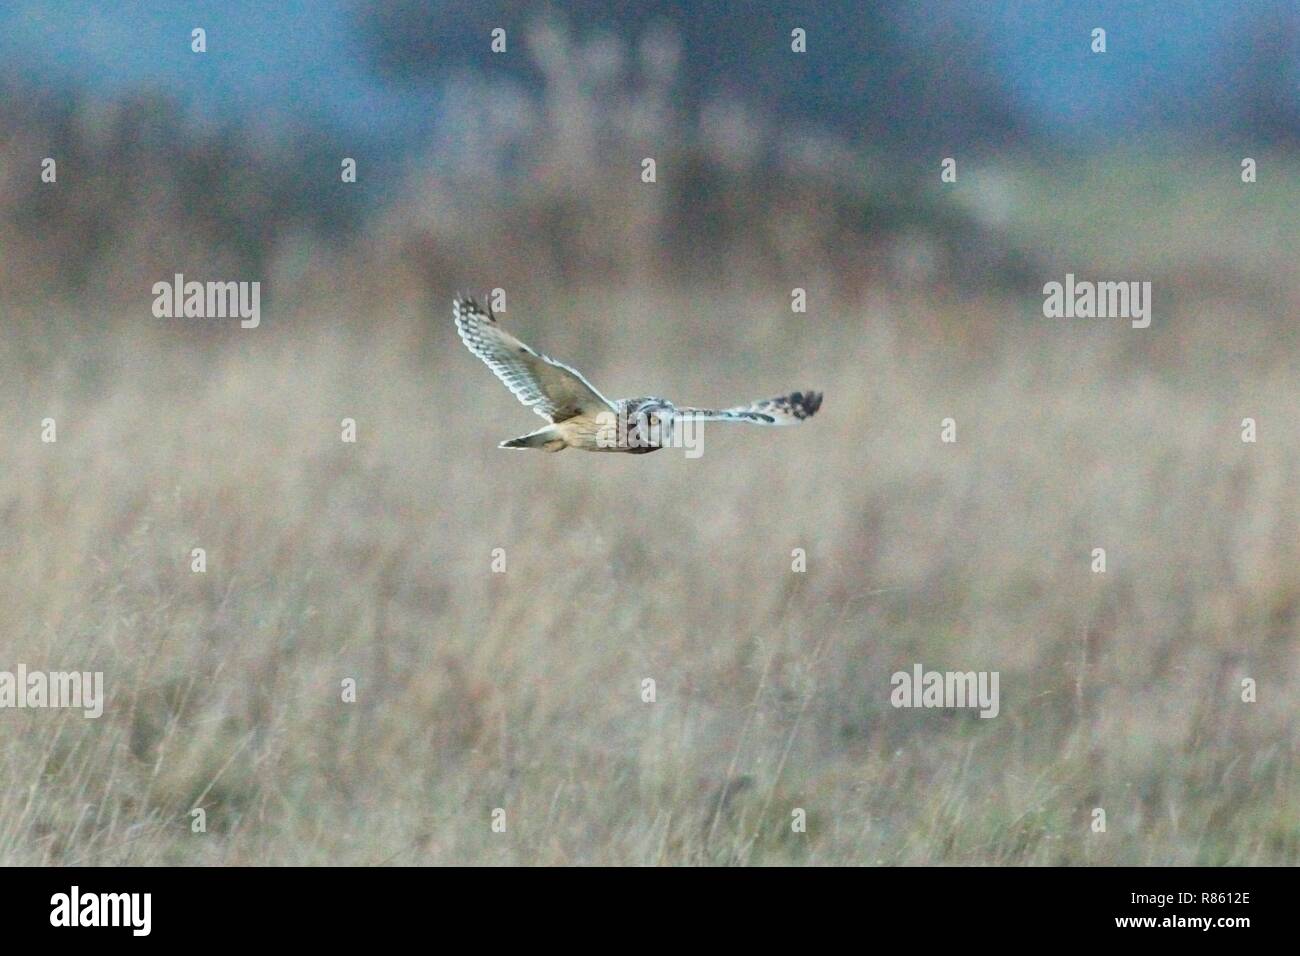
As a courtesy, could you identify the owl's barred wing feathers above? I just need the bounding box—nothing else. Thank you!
[454,296,615,422]
[678,390,823,425]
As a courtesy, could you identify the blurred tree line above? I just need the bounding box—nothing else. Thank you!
[354,0,1028,151]
[2,1,1295,307]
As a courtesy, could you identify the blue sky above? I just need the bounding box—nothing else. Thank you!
[0,0,424,136]
[0,0,1292,144]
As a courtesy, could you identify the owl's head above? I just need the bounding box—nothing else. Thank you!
[627,398,676,448]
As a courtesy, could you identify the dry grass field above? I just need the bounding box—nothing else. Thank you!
[1,166,1296,864]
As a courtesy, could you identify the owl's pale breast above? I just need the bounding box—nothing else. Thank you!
[556,415,616,451]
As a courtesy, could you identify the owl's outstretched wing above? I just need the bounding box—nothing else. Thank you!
[677,391,823,425]
[454,296,615,422]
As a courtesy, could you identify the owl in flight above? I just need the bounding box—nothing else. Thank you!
[454,296,822,453]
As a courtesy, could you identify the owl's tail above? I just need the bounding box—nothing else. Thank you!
[499,425,566,452]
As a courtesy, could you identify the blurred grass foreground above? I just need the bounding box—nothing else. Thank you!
[0,12,1298,864]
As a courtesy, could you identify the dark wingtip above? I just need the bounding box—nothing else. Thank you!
[790,390,821,418]
[453,293,492,322]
